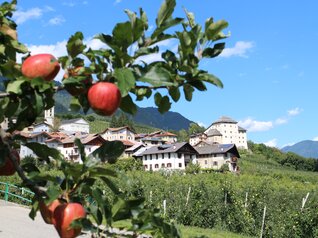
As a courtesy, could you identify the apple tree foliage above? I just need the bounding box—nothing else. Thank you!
[0,0,229,237]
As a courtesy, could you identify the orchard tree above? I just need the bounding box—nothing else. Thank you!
[0,0,229,237]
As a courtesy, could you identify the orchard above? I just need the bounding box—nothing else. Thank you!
[0,0,229,237]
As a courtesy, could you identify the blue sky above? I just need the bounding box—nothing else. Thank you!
[10,0,318,148]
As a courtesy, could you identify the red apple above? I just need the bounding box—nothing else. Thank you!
[63,67,93,96]
[87,82,121,116]
[0,150,20,176]
[21,54,60,81]
[39,199,62,224]
[53,203,86,238]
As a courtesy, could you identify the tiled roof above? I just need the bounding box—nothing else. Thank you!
[206,129,222,136]
[139,142,194,155]
[212,116,237,125]
[194,143,240,158]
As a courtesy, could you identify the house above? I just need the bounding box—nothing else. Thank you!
[194,142,240,172]
[59,118,90,134]
[19,132,51,158]
[202,116,248,149]
[137,142,197,171]
[46,134,105,162]
[124,142,145,157]
[33,122,52,133]
[140,137,165,146]
[101,126,135,141]
[148,130,178,143]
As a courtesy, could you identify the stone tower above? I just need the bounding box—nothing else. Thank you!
[44,106,54,126]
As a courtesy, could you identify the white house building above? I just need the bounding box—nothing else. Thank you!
[194,142,240,172]
[101,126,136,141]
[59,118,90,134]
[137,142,197,171]
[191,116,248,149]
[18,132,50,158]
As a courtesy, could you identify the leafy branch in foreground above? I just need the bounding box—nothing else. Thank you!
[0,0,229,237]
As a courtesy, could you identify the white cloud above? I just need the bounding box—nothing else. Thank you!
[62,2,76,7]
[264,139,277,147]
[313,137,318,141]
[238,118,273,132]
[48,16,65,26]
[13,6,54,24]
[288,107,302,116]
[275,118,288,125]
[220,41,254,58]
[114,0,122,4]
[13,8,43,24]
[197,122,207,128]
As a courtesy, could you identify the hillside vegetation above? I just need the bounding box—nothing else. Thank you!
[2,142,318,237]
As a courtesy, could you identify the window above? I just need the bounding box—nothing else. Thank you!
[178,163,182,168]
[178,153,182,158]
[144,165,148,169]
[205,160,208,165]
[167,163,172,168]
[161,163,165,168]
[155,164,159,168]
[168,153,171,159]
[156,154,158,159]
[213,161,218,166]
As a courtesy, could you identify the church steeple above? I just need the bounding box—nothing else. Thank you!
[44,106,54,126]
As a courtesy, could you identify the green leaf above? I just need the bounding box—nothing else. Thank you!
[29,199,39,220]
[67,32,86,58]
[154,92,171,114]
[139,64,175,87]
[120,94,137,115]
[199,73,223,88]
[91,141,125,163]
[158,95,171,114]
[112,21,133,50]
[4,99,19,118]
[205,19,229,41]
[184,8,196,28]
[154,92,162,107]
[6,79,25,94]
[202,42,225,58]
[114,68,135,97]
[151,17,183,39]
[100,176,121,195]
[89,167,117,178]
[156,0,176,27]
[69,97,81,112]
[25,142,62,161]
[188,80,207,91]
[74,138,86,164]
[183,84,194,101]
[168,87,180,102]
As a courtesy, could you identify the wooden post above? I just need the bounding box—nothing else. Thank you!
[185,186,191,207]
[163,199,167,217]
[245,192,248,208]
[4,183,9,202]
[224,192,227,205]
[260,205,267,238]
[301,192,309,211]
[149,190,153,203]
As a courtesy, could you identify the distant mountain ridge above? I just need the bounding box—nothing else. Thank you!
[281,140,318,159]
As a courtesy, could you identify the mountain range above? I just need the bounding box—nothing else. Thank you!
[281,140,318,159]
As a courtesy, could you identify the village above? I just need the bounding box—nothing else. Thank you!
[1,106,249,173]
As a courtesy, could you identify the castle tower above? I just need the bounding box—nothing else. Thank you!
[44,106,54,126]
